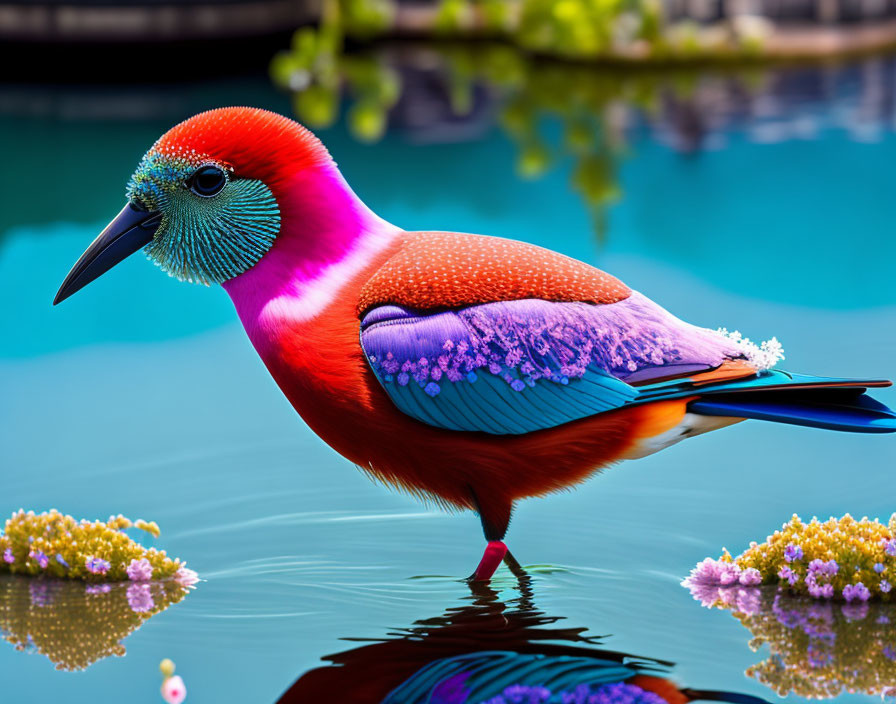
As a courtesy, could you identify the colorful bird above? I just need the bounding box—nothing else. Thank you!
[54,107,896,581]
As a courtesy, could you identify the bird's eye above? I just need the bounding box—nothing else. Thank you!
[189,165,227,197]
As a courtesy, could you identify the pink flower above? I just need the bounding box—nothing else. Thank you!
[718,562,741,585]
[126,558,153,581]
[683,558,725,587]
[174,566,199,588]
[739,568,762,586]
[683,557,742,588]
[161,675,186,704]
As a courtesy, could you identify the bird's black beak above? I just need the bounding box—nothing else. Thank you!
[53,202,161,305]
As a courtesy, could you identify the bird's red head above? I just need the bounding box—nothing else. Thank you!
[53,107,379,305]
[150,107,333,199]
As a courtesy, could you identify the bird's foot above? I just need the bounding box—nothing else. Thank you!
[502,549,528,580]
[468,540,508,582]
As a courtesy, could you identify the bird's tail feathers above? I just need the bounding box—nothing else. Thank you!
[678,372,896,434]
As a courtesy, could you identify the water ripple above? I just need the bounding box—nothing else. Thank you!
[175,510,442,539]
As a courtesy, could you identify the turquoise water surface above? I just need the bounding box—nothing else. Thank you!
[1,57,895,703]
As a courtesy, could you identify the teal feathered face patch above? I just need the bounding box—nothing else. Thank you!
[126,151,280,285]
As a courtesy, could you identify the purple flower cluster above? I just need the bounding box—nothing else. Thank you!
[808,559,838,576]
[85,556,110,575]
[784,544,803,562]
[29,550,49,569]
[778,566,799,586]
[126,558,153,581]
[805,559,839,599]
[3,548,14,564]
[479,681,667,704]
[842,583,871,602]
[883,538,896,557]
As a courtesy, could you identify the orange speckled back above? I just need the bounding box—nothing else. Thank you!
[358,231,631,314]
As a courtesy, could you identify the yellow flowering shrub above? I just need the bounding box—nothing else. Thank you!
[685,514,896,601]
[0,510,192,582]
[684,513,896,698]
[738,514,896,600]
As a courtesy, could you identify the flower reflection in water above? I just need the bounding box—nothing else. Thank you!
[279,576,768,704]
[684,582,896,699]
[0,575,192,671]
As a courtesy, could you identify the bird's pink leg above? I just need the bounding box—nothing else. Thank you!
[471,540,508,581]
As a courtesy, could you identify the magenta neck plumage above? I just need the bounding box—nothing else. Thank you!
[222,163,398,333]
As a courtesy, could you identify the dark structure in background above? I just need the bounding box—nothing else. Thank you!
[0,0,318,81]
[665,0,896,23]
[0,0,314,43]
[3,0,896,46]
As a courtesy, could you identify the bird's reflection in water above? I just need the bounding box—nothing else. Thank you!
[0,575,189,670]
[687,583,896,699]
[279,576,767,704]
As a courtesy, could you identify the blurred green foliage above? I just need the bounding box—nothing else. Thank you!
[271,0,400,142]
[290,0,768,61]
[271,6,770,237]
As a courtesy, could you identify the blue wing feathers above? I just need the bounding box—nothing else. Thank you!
[360,300,894,436]
[379,363,638,434]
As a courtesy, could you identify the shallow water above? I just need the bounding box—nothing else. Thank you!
[1,54,895,703]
